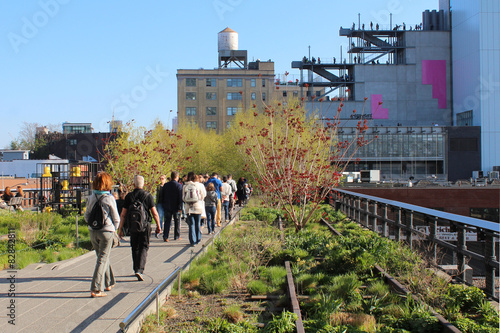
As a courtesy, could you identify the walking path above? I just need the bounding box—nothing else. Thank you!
[0,221,227,333]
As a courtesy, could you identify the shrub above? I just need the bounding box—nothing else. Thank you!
[198,269,231,294]
[264,310,297,333]
[247,279,268,295]
[444,284,487,313]
[223,304,244,323]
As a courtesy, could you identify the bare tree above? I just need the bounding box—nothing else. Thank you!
[9,122,60,151]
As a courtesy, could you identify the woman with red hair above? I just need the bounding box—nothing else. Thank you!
[85,172,120,297]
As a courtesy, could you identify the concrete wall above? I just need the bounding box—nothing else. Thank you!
[308,30,452,128]
[346,186,499,219]
[451,0,500,172]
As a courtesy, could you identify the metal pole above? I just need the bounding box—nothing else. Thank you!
[485,232,496,297]
[156,291,159,323]
[76,215,79,249]
[358,13,360,30]
[390,13,392,30]
[178,271,181,298]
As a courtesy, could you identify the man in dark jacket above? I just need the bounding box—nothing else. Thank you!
[161,171,183,242]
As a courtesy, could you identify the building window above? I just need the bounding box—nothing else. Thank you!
[456,110,473,126]
[293,91,298,97]
[262,92,266,101]
[186,78,196,87]
[206,107,217,116]
[206,78,216,87]
[206,121,217,129]
[227,78,242,87]
[206,92,217,100]
[227,107,241,116]
[226,121,231,128]
[68,139,77,146]
[251,79,256,87]
[186,107,197,116]
[283,91,287,97]
[251,92,256,100]
[262,79,266,87]
[186,92,196,100]
[227,92,242,100]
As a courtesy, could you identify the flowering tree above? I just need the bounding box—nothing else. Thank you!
[101,121,192,193]
[232,97,374,231]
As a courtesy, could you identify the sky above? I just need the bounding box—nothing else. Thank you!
[0,0,438,149]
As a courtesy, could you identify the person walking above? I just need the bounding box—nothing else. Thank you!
[183,171,206,246]
[85,172,120,297]
[205,173,223,226]
[155,175,167,238]
[161,171,183,242]
[236,177,247,206]
[227,174,237,218]
[204,182,218,235]
[118,175,160,281]
[220,176,231,222]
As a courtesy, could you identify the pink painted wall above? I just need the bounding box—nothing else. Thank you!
[422,60,447,109]
[371,94,389,119]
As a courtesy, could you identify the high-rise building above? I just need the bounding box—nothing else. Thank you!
[448,0,500,174]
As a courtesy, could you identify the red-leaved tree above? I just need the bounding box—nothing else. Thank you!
[232,97,374,231]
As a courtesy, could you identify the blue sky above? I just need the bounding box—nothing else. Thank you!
[1,0,437,149]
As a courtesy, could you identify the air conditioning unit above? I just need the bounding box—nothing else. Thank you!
[360,170,380,183]
[488,171,499,180]
[472,171,484,179]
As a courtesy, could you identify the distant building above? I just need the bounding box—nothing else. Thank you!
[177,27,324,132]
[448,0,500,174]
[292,4,496,181]
[0,150,30,161]
[62,122,92,134]
[109,120,123,133]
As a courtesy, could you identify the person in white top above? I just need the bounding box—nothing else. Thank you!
[182,172,206,246]
[220,176,232,222]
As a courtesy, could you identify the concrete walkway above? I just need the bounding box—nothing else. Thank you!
[0,221,226,333]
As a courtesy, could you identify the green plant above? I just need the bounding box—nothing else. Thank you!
[264,310,297,333]
[205,317,257,333]
[247,279,268,295]
[223,304,244,323]
[198,267,231,294]
[444,284,487,313]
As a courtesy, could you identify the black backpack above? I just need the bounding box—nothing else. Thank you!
[127,191,149,233]
[87,194,106,230]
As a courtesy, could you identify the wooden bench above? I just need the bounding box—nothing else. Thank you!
[7,197,24,211]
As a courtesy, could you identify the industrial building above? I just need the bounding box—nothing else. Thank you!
[293,1,498,181]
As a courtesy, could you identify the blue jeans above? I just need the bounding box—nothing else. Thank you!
[187,214,201,245]
[164,210,181,240]
[156,203,164,230]
[89,230,115,292]
[205,205,216,234]
[222,201,229,221]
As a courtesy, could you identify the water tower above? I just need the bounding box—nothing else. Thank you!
[218,27,247,69]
